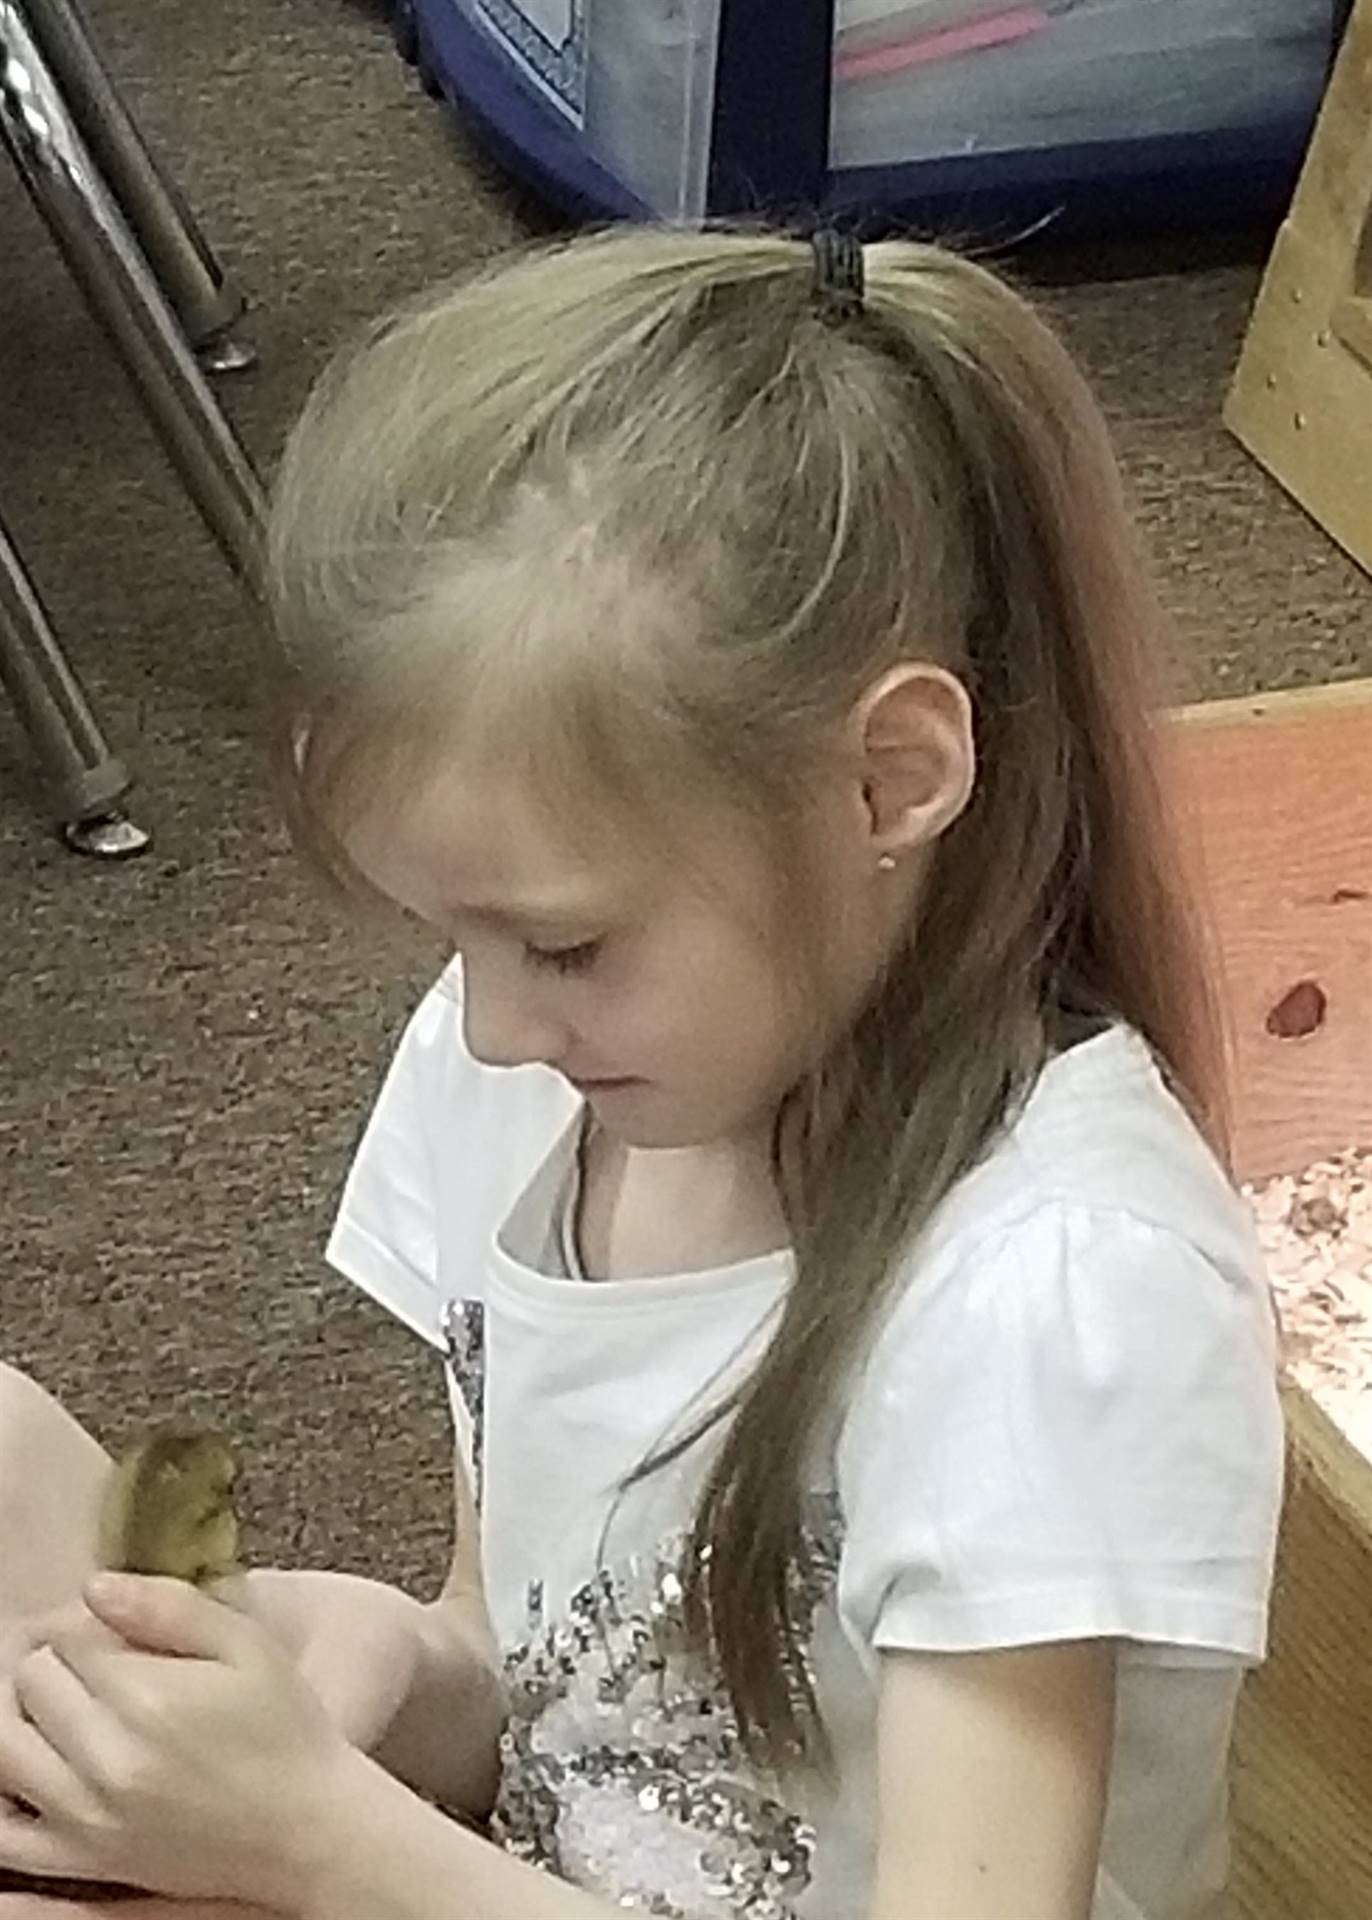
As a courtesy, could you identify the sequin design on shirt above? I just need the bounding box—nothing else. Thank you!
[440,1297,487,1497]
[493,1495,843,1919]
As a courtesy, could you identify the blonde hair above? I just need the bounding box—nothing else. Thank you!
[270,225,1231,1774]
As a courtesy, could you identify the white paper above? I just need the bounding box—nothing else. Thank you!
[508,0,572,41]
[476,0,583,123]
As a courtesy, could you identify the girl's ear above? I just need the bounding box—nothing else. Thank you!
[852,664,976,863]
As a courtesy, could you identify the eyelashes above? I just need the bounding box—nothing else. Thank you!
[525,939,604,977]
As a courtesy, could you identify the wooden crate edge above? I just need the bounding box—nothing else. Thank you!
[1171,675,1372,733]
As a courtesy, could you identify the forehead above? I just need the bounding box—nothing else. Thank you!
[344,748,801,948]
[348,756,641,925]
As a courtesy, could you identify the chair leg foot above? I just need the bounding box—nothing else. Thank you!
[62,809,152,858]
[197,326,257,375]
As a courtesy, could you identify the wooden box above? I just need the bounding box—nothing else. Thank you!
[1171,678,1372,1916]
[1224,0,1372,575]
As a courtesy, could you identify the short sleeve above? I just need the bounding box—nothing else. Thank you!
[836,1202,1284,1666]
[325,963,578,1356]
[326,970,466,1352]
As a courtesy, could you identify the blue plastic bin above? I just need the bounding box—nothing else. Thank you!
[401,0,1350,238]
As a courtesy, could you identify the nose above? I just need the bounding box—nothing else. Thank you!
[461,958,568,1073]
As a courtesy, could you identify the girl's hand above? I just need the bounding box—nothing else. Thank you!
[8,1571,429,1763]
[0,1574,352,1910]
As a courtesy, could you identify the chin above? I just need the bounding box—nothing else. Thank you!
[590,1094,757,1153]
[600,1115,708,1151]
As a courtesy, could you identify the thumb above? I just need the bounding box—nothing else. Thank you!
[80,1573,247,1663]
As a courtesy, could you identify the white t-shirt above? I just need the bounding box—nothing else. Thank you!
[327,965,1284,1920]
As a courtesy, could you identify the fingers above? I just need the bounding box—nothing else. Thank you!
[16,1613,121,1663]
[78,1582,250,1668]
[0,1791,94,1883]
[0,1613,127,1831]
[0,1674,93,1829]
[1,1608,124,1696]
[35,1613,120,1655]
[10,1652,128,1810]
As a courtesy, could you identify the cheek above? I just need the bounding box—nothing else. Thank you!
[678,945,798,1073]
[612,897,802,1082]
[596,963,723,1074]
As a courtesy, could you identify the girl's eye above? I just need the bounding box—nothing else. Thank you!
[525,939,603,977]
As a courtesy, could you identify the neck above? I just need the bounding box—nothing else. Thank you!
[578,1122,788,1279]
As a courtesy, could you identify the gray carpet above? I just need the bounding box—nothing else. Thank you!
[1,0,1369,1592]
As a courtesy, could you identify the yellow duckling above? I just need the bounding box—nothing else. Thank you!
[97,1427,241,1585]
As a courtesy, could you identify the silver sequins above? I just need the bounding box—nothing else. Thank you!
[440,1297,487,1494]
[493,1498,843,1919]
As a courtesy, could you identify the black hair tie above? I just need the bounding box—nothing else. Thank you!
[809,229,865,322]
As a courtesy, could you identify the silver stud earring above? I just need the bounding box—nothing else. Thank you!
[877,853,897,872]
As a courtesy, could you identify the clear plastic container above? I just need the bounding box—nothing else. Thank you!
[831,0,1337,170]
[460,0,723,218]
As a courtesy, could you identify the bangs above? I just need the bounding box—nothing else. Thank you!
[276,539,719,905]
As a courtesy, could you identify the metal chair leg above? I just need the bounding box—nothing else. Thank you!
[0,510,149,856]
[1,0,267,849]
[20,0,252,364]
[1,0,266,586]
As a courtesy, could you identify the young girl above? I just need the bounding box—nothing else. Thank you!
[0,224,1283,1920]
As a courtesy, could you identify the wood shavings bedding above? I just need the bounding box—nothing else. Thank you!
[1244,1146,1372,1457]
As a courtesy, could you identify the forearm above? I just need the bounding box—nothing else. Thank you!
[233,1569,505,1817]
[304,1752,617,1920]
[369,1596,507,1817]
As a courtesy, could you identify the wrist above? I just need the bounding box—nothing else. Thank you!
[297,1743,457,1920]
[291,1741,389,1920]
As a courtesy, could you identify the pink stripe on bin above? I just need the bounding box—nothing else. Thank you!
[835,7,1051,81]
